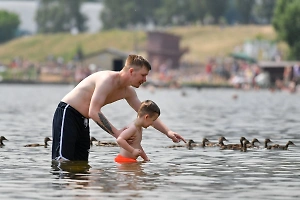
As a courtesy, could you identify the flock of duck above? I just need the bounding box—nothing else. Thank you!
[0,136,296,152]
[167,136,296,151]
[0,136,52,148]
[0,136,119,148]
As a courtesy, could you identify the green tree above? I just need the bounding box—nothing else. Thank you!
[0,10,20,43]
[154,0,207,26]
[252,0,277,24]
[35,0,87,33]
[205,0,229,24]
[154,0,188,26]
[100,0,161,29]
[273,0,300,59]
[236,0,255,24]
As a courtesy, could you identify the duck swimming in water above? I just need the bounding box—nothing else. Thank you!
[24,137,52,148]
[267,141,295,150]
[222,137,246,149]
[90,136,119,147]
[264,138,272,149]
[0,136,8,147]
[220,137,247,150]
[90,136,98,146]
[241,139,250,152]
[199,138,210,148]
[167,139,196,150]
[206,136,228,147]
[95,140,119,147]
[246,138,260,148]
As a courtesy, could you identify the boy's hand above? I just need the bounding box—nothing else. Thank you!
[132,149,142,158]
[167,131,186,143]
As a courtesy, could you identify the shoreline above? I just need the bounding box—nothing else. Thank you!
[0,79,234,89]
[0,80,72,85]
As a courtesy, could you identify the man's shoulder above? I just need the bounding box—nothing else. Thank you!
[94,71,117,84]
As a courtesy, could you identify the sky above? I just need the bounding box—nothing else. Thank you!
[0,0,103,33]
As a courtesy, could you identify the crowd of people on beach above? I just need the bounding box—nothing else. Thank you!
[1,54,300,94]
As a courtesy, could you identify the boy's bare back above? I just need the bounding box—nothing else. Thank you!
[117,122,143,159]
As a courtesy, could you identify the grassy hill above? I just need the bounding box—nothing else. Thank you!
[0,25,285,64]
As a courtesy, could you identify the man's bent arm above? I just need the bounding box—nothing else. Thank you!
[93,111,118,136]
[88,80,119,138]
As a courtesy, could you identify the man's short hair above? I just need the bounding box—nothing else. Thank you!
[138,100,160,117]
[123,54,151,71]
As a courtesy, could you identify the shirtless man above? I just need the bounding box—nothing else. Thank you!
[52,54,186,161]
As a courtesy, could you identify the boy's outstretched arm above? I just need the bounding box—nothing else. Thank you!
[116,126,141,158]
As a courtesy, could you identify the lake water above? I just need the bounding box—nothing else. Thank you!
[0,84,299,199]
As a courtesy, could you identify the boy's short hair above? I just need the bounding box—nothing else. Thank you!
[123,54,151,71]
[138,100,160,117]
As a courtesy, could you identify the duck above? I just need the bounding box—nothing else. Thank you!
[224,136,246,149]
[187,138,210,148]
[95,140,119,147]
[206,136,228,147]
[220,137,247,150]
[24,137,52,148]
[0,136,8,147]
[267,141,295,150]
[241,139,251,152]
[90,136,98,146]
[246,138,260,148]
[198,138,210,148]
[167,139,196,150]
[90,136,119,147]
[264,138,272,149]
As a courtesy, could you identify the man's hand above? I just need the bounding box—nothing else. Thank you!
[167,131,186,143]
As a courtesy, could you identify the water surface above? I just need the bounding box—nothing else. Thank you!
[0,84,299,199]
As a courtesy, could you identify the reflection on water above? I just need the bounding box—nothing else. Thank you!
[0,84,300,199]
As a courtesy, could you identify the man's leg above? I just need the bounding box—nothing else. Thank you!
[52,103,77,161]
[74,118,90,161]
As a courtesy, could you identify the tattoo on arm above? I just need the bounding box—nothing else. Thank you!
[97,113,114,135]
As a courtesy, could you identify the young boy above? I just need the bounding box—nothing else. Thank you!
[115,100,160,163]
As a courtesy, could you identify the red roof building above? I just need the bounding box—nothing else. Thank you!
[146,31,188,72]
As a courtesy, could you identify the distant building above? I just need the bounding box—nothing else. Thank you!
[146,31,188,72]
[258,61,299,84]
[83,48,129,71]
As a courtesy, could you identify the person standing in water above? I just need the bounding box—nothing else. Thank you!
[115,100,160,163]
[52,54,186,161]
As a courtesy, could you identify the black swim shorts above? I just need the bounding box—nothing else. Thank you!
[52,102,90,161]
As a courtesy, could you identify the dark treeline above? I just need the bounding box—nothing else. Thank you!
[34,0,277,33]
[100,0,277,29]
[2,0,300,60]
